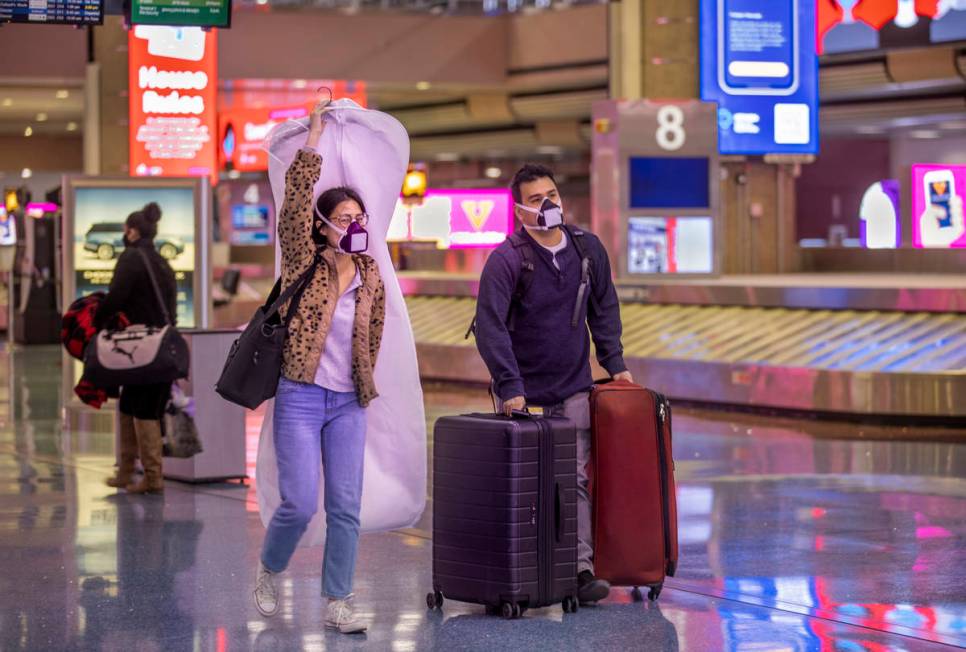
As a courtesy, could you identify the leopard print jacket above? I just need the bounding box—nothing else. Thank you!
[278,148,386,407]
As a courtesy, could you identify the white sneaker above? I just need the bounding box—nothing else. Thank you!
[254,562,279,617]
[325,594,367,634]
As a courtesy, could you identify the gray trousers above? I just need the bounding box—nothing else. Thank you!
[496,390,595,574]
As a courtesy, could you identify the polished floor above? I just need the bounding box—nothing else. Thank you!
[1,346,965,651]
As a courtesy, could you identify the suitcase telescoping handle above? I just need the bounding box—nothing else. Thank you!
[555,482,563,543]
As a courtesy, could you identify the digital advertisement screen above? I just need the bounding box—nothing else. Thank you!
[819,0,966,54]
[0,208,15,246]
[0,0,102,24]
[218,85,368,173]
[131,0,230,28]
[231,204,269,230]
[912,163,966,249]
[628,217,714,274]
[72,186,197,326]
[859,179,900,249]
[128,26,218,184]
[629,157,710,209]
[218,179,275,246]
[388,189,513,249]
[700,0,819,155]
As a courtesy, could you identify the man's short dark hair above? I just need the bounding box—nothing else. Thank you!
[510,163,557,205]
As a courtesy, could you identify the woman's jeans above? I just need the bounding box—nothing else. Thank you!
[261,378,366,599]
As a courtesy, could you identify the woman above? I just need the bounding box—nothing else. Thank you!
[253,103,386,635]
[97,202,177,495]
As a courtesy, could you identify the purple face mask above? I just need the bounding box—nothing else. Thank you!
[316,206,369,254]
[338,220,369,254]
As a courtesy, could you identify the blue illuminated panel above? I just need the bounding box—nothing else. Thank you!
[700,0,819,155]
[629,157,710,209]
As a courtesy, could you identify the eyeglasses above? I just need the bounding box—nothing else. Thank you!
[331,213,369,228]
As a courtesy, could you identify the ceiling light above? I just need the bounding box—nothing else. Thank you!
[56,89,69,99]
[485,166,502,179]
[1,98,12,107]
[536,145,563,155]
[435,152,459,162]
[24,126,33,137]
[21,168,32,179]
[416,81,432,91]
[36,113,48,122]
[910,129,940,139]
[66,122,78,132]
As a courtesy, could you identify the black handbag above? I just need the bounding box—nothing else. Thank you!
[215,255,321,410]
[83,249,189,387]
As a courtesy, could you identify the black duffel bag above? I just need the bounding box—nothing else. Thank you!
[215,254,320,410]
[84,249,189,387]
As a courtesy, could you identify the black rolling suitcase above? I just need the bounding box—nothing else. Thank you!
[426,412,579,618]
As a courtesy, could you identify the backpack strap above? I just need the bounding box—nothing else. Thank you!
[506,231,536,333]
[136,248,173,327]
[562,225,600,326]
[464,231,536,340]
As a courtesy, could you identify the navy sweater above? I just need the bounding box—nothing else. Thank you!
[475,228,627,406]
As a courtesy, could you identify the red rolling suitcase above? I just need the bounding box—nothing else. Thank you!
[427,412,580,618]
[590,380,678,600]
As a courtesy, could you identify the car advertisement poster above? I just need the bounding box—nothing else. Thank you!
[72,185,197,326]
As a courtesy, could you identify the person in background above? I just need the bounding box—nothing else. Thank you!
[252,103,387,635]
[473,163,632,605]
[96,202,177,495]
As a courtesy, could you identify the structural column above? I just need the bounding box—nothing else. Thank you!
[86,17,130,176]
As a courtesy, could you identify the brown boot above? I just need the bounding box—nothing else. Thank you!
[126,418,164,494]
[107,414,138,488]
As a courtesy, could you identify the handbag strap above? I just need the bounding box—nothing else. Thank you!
[264,254,322,325]
[136,247,173,326]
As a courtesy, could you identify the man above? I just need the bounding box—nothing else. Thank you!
[474,163,632,605]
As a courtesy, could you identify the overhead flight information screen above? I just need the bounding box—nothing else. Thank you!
[0,0,103,24]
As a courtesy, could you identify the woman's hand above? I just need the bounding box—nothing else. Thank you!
[306,102,330,149]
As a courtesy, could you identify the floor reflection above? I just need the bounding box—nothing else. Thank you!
[0,346,963,651]
[78,495,201,650]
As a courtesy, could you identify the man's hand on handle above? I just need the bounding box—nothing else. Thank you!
[613,371,634,384]
[503,396,526,417]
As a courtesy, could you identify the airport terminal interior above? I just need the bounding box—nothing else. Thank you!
[0,0,965,650]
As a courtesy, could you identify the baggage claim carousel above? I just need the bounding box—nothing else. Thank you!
[401,274,966,420]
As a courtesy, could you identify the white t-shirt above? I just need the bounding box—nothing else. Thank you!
[537,232,568,270]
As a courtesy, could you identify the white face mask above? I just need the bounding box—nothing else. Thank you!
[516,198,564,231]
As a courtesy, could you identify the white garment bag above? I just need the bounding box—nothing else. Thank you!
[256,99,427,545]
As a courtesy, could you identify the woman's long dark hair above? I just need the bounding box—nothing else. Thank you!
[126,202,162,240]
[313,187,367,246]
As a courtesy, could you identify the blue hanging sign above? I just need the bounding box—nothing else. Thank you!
[700,0,819,155]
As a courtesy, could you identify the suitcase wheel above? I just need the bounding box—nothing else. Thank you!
[426,591,443,610]
[562,596,579,614]
[500,602,523,619]
[648,584,663,602]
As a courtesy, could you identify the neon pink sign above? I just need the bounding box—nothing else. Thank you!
[390,188,513,249]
